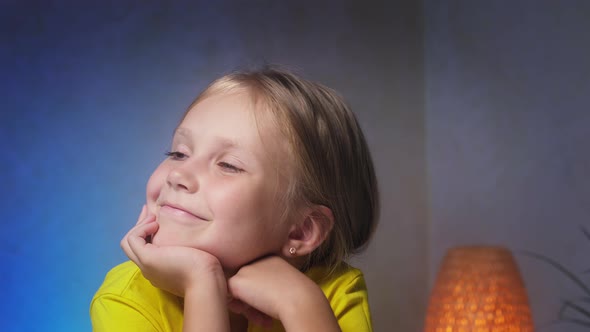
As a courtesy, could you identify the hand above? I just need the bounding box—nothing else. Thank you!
[227,256,299,320]
[120,205,151,247]
[227,256,340,331]
[120,206,226,298]
[227,298,274,329]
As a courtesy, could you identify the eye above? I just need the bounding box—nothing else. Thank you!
[218,161,244,173]
[165,151,188,160]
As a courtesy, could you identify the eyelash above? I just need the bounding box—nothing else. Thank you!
[165,151,187,160]
[164,151,244,173]
[217,161,244,173]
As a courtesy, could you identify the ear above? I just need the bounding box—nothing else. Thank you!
[282,205,334,257]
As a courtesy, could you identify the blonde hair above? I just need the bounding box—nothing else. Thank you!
[184,67,379,272]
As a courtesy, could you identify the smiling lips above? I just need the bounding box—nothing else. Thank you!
[159,203,208,222]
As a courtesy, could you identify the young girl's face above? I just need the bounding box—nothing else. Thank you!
[145,91,294,271]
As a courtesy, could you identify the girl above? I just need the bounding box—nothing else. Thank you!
[91,67,379,332]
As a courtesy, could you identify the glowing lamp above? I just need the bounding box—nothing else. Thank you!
[425,246,534,332]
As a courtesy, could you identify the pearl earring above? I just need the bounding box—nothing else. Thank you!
[289,247,296,255]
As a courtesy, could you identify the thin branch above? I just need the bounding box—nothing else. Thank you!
[580,225,590,242]
[520,250,590,297]
[559,299,590,320]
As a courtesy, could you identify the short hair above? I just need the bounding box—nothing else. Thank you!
[184,66,379,272]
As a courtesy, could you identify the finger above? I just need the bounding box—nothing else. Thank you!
[121,213,155,251]
[122,243,138,264]
[121,228,139,263]
[128,221,159,246]
[122,219,157,263]
[127,221,160,265]
[136,205,156,226]
[135,204,147,225]
[122,205,151,245]
[228,300,273,328]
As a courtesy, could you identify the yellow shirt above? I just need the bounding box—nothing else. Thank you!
[91,261,372,331]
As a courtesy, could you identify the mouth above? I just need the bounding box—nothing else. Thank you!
[158,203,209,223]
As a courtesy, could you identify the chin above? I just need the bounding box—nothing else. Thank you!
[150,227,198,248]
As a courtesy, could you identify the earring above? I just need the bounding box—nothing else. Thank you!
[289,247,296,255]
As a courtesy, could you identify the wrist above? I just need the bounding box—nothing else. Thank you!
[279,279,340,332]
[186,265,227,298]
[183,266,230,332]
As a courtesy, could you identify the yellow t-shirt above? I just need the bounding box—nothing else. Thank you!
[90,260,372,331]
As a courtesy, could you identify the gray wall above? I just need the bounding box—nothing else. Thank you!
[425,1,590,331]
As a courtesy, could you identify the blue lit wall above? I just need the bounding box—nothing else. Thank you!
[0,4,199,330]
[0,2,427,331]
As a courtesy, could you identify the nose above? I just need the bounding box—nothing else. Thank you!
[166,164,199,193]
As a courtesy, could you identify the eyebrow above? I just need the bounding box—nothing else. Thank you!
[174,127,192,139]
[174,127,242,149]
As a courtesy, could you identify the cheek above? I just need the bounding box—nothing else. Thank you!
[208,180,277,221]
[207,184,246,219]
[146,164,166,211]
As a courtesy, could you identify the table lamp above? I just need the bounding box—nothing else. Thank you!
[424,246,534,331]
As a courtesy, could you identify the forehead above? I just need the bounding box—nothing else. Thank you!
[179,91,291,162]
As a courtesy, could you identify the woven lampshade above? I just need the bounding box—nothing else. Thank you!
[424,246,534,332]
